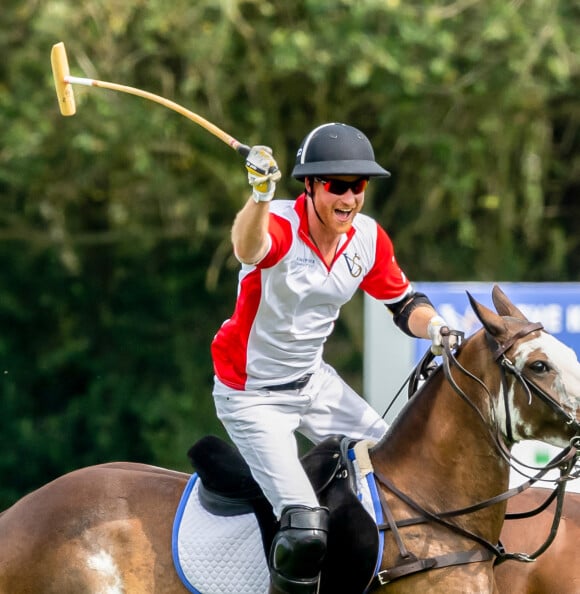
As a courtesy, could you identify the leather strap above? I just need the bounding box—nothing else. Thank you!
[493,322,543,359]
[371,549,493,588]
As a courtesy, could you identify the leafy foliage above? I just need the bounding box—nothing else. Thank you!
[0,0,578,507]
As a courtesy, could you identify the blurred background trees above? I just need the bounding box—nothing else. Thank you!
[0,0,578,508]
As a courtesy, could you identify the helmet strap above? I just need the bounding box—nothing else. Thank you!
[305,177,326,227]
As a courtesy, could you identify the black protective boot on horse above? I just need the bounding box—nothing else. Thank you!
[269,505,329,594]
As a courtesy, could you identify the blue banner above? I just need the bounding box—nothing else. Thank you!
[414,282,580,360]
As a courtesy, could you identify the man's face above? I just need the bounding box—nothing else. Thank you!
[307,176,368,233]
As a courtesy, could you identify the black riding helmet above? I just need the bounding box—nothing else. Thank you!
[291,123,391,180]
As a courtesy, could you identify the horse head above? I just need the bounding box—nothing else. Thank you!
[467,285,580,448]
[368,286,580,593]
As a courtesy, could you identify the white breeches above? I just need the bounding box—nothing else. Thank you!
[212,362,388,518]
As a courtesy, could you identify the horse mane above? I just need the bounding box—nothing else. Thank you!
[377,321,494,461]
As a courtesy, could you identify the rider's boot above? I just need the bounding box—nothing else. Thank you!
[269,505,329,594]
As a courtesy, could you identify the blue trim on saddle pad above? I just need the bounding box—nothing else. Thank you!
[348,447,385,588]
[172,473,202,594]
[366,466,385,582]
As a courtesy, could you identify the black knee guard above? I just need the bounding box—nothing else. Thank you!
[269,505,329,594]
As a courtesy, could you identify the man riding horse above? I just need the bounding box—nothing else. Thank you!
[2,286,579,593]
[210,122,459,593]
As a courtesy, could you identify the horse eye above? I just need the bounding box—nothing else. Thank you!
[529,361,550,374]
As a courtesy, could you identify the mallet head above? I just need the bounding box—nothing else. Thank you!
[51,42,76,116]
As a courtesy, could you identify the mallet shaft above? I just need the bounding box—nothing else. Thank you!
[66,76,249,155]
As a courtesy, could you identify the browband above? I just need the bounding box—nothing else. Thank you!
[493,322,544,360]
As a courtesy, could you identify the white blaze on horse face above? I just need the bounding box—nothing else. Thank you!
[86,549,124,594]
[506,333,580,443]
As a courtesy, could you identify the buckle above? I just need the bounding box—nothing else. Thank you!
[265,373,313,391]
[376,570,391,586]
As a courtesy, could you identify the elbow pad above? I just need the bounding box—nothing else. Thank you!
[387,292,434,337]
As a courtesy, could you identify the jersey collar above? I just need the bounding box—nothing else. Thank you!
[294,193,356,269]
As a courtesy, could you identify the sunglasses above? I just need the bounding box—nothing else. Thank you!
[314,177,369,195]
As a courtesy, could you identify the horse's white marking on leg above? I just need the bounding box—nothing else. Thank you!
[86,549,125,594]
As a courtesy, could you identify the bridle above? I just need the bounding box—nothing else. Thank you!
[493,322,580,442]
[370,323,580,588]
[434,323,580,466]
[442,322,580,555]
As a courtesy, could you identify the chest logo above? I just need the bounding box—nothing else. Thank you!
[343,253,363,278]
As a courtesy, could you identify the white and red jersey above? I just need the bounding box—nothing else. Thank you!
[211,194,412,390]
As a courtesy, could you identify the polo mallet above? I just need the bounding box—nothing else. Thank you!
[50,42,251,157]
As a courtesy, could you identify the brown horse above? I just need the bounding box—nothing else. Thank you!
[1,285,579,594]
[495,487,580,594]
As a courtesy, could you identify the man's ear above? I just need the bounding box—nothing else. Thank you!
[305,177,313,197]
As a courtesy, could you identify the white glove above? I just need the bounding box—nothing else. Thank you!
[245,145,282,203]
[427,315,459,355]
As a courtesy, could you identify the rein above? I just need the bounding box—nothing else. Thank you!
[443,324,580,476]
[371,325,580,588]
[439,325,580,557]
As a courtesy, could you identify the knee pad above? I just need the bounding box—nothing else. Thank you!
[269,505,329,594]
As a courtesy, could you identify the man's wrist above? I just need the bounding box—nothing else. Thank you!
[252,187,275,203]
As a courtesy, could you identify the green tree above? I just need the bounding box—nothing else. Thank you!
[0,0,578,507]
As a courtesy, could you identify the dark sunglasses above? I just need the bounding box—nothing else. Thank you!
[314,177,369,195]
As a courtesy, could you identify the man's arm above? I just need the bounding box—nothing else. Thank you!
[407,304,440,340]
[232,145,281,264]
[388,292,458,354]
[231,198,271,265]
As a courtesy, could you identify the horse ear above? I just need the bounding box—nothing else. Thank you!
[467,290,507,339]
[491,285,528,321]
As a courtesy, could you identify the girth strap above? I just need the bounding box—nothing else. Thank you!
[370,549,494,588]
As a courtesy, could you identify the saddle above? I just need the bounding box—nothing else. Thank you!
[188,435,380,593]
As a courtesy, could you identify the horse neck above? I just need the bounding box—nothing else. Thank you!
[374,339,510,512]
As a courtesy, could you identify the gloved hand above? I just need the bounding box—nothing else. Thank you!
[245,145,282,203]
[427,315,459,355]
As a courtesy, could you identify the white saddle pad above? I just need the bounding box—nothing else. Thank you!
[172,446,383,594]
